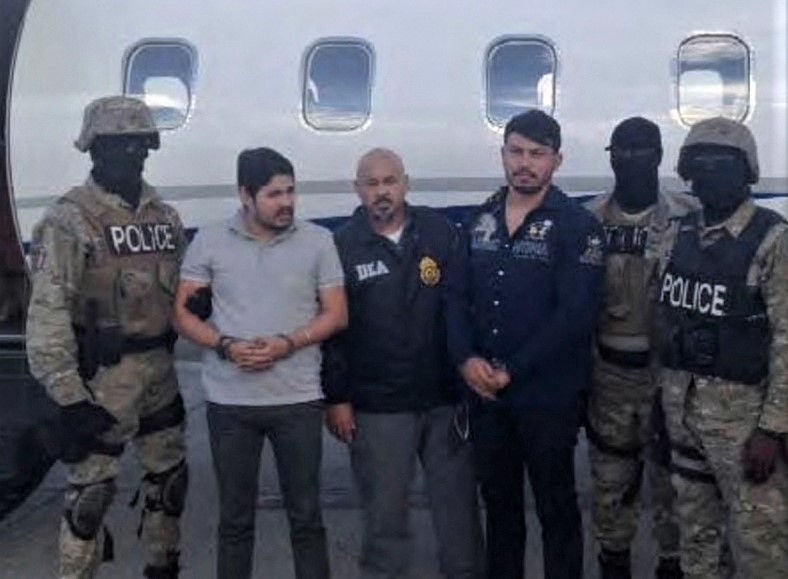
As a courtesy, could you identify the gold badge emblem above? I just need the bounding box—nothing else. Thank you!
[420,256,441,286]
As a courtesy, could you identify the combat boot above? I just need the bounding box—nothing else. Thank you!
[655,556,683,579]
[598,548,631,579]
[143,551,180,578]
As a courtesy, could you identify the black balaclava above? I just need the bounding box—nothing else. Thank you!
[90,134,153,208]
[679,144,750,225]
[607,117,662,213]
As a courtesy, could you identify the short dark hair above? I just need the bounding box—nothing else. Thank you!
[504,109,561,152]
[237,147,294,195]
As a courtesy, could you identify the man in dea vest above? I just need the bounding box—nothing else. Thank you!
[585,117,696,579]
[26,96,188,579]
[656,117,788,578]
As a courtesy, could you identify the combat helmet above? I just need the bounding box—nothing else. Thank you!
[74,96,160,152]
[678,117,758,184]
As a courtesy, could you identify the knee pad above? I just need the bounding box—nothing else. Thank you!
[143,550,180,578]
[144,460,188,517]
[64,479,116,540]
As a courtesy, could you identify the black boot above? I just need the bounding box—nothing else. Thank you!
[599,548,632,579]
[143,551,180,579]
[656,556,683,579]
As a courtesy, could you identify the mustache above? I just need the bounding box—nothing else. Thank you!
[276,207,294,217]
[512,169,537,179]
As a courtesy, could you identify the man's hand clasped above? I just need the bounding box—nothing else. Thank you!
[460,356,511,400]
[220,335,295,372]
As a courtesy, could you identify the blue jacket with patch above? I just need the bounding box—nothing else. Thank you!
[322,204,461,412]
[447,186,606,409]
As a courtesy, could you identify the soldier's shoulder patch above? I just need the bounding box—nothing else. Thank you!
[579,233,605,266]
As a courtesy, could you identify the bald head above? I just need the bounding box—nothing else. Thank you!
[356,148,406,180]
[354,148,408,229]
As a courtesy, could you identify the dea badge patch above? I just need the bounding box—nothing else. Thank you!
[419,256,441,286]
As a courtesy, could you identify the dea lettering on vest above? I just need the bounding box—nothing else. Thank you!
[355,260,390,282]
[659,271,728,317]
[603,225,648,255]
[105,223,177,256]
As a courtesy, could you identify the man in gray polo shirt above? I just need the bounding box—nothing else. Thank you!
[172,147,347,579]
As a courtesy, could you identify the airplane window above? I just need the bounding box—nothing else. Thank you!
[486,38,556,127]
[677,35,750,125]
[303,40,373,131]
[124,41,196,130]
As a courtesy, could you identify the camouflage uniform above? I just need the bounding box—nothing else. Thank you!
[26,97,188,579]
[585,191,696,563]
[656,118,788,579]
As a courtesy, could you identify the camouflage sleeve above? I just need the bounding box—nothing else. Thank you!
[165,203,189,264]
[157,202,188,304]
[26,204,91,406]
[755,223,788,434]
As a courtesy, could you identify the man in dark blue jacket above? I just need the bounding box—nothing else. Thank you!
[323,148,484,579]
[447,110,606,579]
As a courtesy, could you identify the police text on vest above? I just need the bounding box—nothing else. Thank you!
[105,223,177,256]
[659,272,727,317]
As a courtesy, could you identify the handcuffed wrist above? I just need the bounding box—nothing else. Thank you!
[276,333,296,356]
[215,335,238,360]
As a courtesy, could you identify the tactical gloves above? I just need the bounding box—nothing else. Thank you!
[742,428,784,484]
[60,401,118,463]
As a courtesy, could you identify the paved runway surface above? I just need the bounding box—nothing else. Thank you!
[0,357,663,578]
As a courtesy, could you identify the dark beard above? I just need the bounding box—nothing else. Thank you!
[511,185,542,196]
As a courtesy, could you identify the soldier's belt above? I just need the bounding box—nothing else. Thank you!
[598,343,650,369]
[121,332,176,354]
[73,325,176,381]
[73,325,174,356]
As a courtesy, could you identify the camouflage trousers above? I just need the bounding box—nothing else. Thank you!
[60,349,186,579]
[662,371,788,579]
[587,355,680,556]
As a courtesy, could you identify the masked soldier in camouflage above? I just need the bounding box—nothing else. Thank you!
[585,117,696,579]
[656,117,788,578]
[26,96,188,579]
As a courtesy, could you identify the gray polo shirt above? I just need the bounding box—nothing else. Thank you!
[180,211,344,406]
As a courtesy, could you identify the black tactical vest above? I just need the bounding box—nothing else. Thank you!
[657,207,783,384]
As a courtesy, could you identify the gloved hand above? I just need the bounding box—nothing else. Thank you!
[185,286,213,321]
[742,428,784,484]
[59,401,118,463]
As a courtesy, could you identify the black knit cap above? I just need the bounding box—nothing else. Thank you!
[606,116,662,151]
[504,109,561,152]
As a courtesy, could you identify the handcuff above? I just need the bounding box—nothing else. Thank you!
[215,335,238,361]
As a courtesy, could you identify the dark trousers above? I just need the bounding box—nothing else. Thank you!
[351,406,485,579]
[471,401,582,579]
[206,401,329,579]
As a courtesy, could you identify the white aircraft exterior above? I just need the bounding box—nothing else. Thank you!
[2,0,787,254]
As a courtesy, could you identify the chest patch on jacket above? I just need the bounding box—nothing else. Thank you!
[355,260,390,282]
[603,225,648,255]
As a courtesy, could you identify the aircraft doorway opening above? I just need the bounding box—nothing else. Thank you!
[0,0,32,343]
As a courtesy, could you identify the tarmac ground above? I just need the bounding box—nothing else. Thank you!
[0,359,664,578]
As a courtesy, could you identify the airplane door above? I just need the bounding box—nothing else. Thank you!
[0,0,31,343]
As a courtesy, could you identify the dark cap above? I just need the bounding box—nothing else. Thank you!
[504,109,561,151]
[606,116,662,151]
